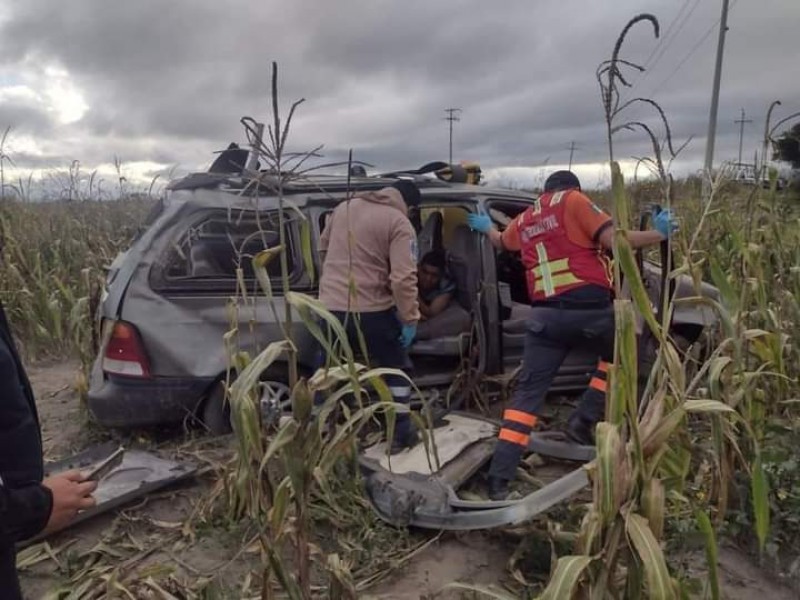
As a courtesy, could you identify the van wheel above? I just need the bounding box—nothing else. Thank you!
[201,381,233,435]
[200,368,292,436]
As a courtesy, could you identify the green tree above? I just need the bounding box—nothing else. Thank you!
[772,122,800,168]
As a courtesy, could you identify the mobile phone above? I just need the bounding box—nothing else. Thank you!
[84,447,125,482]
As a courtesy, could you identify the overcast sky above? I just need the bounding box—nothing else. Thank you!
[0,0,797,193]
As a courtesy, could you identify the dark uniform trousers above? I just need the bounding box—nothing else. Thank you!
[489,303,615,481]
[328,310,413,437]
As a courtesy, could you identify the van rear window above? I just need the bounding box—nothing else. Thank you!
[155,212,295,289]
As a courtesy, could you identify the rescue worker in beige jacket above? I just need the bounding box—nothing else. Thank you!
[319,180,421,452]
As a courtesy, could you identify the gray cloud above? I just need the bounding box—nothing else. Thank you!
[0,0,797,184]
[0,100,53,136]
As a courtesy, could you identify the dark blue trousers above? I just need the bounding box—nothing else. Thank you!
[328,310,413,437]
[489,304,615,481]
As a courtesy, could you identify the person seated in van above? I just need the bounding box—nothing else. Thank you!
[415,250,471,341]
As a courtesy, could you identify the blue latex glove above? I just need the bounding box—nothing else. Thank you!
[467,212,492,234]
[653,208,679,239]
[400,323,417,348]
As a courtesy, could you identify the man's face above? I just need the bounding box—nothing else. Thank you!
[418,263,441,294]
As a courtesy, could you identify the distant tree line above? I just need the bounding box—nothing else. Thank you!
[773,123,800,169]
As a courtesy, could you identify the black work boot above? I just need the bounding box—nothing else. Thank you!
[566,413,595,446]
[488,476,510,501]
[390,422,419,454]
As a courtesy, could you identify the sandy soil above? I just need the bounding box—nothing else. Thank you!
[17,362,798,599]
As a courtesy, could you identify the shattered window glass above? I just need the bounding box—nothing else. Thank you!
[164,212,292,281]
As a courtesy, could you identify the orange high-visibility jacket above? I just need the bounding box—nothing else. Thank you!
[505,189,612,301]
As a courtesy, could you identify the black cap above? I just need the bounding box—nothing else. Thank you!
[544,170,581,192]
[391,179,421,208]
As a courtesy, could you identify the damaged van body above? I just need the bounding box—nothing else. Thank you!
[88,153,718,435]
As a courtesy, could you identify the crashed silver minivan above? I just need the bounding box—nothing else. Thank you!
[87,152,718,433]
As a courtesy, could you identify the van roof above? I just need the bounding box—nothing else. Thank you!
[165,171,535,206]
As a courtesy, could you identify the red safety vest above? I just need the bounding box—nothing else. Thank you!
[518,189,612,301]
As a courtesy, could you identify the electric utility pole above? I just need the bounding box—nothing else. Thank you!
[444,108,462,164]
[566,141,580,170]
[734,108,752,164]
[703,0,731,176]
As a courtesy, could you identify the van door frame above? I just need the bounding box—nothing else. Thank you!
[478,195,538,374]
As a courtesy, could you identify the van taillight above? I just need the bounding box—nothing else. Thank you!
[103,321,151,378]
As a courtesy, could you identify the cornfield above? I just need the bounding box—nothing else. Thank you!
[6,31,800,599]
[0,197,156,365]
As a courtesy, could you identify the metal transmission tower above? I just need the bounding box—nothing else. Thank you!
[703,0,731,176]
[444,108,462,164]
[734,108,752,164]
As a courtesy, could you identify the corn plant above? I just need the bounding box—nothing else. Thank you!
[535,15,790,599]
[219,63,425,599]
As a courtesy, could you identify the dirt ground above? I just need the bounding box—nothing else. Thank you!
[17,361,799,599]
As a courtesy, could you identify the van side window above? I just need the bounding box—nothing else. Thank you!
[159,212,294,286]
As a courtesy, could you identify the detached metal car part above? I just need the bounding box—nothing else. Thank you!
[358,413,591,530]
[20,443,197,547]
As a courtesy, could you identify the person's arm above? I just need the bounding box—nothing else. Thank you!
[569,192,674,251]
[467,213,521,252]
[596,206,678,250]
[0,342,53,542]
[597,227,665,250]
[0,343,97,543]
[389,221,420,324]
[487,228,505,250]
[419,292,453,319]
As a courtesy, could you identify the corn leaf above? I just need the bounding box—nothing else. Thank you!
[642,406,685,457]
[709,256,738,313]
[642,479,665,541]
[752,454,770,551]
[625,512,673,600]
[708,356,733,402]
[253,247,285,299]
[615,298,639,422]
[299,219,315,285]
[595,422,623,524]
[696,509,720,600]
[616,233,663,343]
[684,400,736,414]
[538,555,593,600]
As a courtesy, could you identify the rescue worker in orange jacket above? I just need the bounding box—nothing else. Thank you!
[468,170,677,500]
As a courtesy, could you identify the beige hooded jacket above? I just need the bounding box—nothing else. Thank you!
[319,187,420,324]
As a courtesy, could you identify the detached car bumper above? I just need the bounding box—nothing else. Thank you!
[88,370,215,428]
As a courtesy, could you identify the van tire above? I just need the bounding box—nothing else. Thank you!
[200,366,293,436]
[201,380,232,435]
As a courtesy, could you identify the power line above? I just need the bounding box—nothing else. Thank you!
[646,0,739,100]
[643,0,702,77]
[640,0,694,69]
[620,0,701,105]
